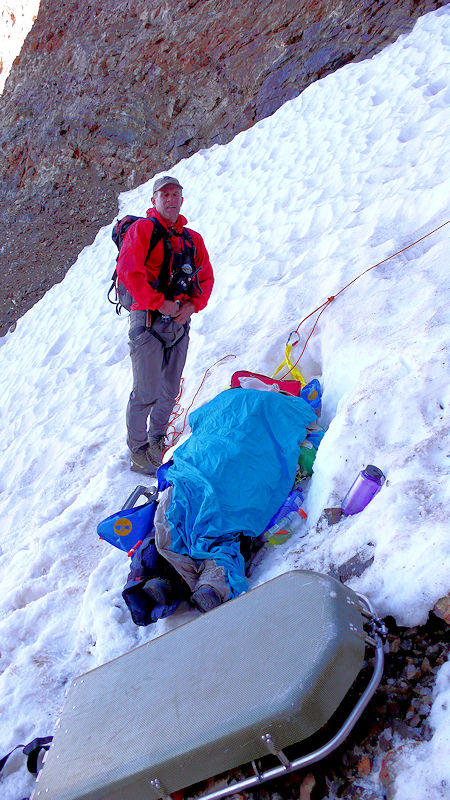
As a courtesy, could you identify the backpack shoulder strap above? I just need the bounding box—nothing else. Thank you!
[147,219,174,296]
[147,218,194,257]
[181,227,195,249]
[108,217,171,315]
[145,217,170,262]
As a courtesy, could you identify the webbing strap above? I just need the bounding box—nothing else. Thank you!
[272,337,307,384]
[147,324,187,365]
[0,735,53,777]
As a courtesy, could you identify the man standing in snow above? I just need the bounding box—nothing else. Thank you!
[116,176,214,474]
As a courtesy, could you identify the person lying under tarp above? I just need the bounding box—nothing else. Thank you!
[121,514,267,626]
[122,381,321,622]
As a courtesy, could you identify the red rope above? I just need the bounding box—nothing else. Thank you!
[165,379,185,430]
[277,219,450,380]
[162,354,237,458]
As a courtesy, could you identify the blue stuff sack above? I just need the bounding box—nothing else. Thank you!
[97,499,157,554]
[97,461,174,554]
[300,378,322,414]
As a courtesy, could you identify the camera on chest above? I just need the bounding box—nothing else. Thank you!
[168,245,198,297]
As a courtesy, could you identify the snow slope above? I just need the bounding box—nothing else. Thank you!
[0,0,40,94]
[0,7,449,799]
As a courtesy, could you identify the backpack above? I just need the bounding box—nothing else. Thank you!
[108,215,198,315]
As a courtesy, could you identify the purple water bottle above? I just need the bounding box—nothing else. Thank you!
[341,465,385,516]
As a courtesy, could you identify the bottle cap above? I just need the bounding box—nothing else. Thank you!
[364,465,385,483]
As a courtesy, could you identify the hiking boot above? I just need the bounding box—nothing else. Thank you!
[147,434,167,462]
[130,444,160,475]
[190,585,222,613]
[142,578,174,606]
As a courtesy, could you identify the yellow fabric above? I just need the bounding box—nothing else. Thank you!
[272,342,307,384]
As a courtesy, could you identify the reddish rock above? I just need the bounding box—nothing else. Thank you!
[433,595,450,624]
[380,743,421,799]
[299,772,316,800]
[379,748,402,800]
[357,755,372,777]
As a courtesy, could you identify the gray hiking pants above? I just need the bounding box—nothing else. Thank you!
[126,310,189,453]
[154,486,231,602]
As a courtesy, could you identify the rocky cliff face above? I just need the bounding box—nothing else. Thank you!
[0,0,446,335]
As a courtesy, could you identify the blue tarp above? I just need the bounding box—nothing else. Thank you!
[166,389,316,597]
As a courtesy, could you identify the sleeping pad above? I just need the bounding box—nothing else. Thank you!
[162,388,317,598]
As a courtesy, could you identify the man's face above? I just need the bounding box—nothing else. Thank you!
[152,184,183,223]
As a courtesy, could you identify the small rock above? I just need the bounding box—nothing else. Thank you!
[334,552,375,581]
[299,772,315,800]
[432,595,450,624]
[410,696,431,717]
[392,719,422,740]
[421,721,433,741]
[341,782,380,800]
[414,685,432,697]
[321,507,342,525]
[379,749,395,787]
[357,756,372,777]
[421,656,433,674]
[405,663,420,680]
[379,727,393,752]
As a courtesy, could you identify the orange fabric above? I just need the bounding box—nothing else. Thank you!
[116,207,214,312]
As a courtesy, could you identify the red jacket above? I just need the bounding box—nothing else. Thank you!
[116,207,214,312]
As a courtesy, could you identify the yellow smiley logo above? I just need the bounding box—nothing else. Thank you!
[113,518,133,537]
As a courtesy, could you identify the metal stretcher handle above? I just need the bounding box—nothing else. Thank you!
[121,485,157,510]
